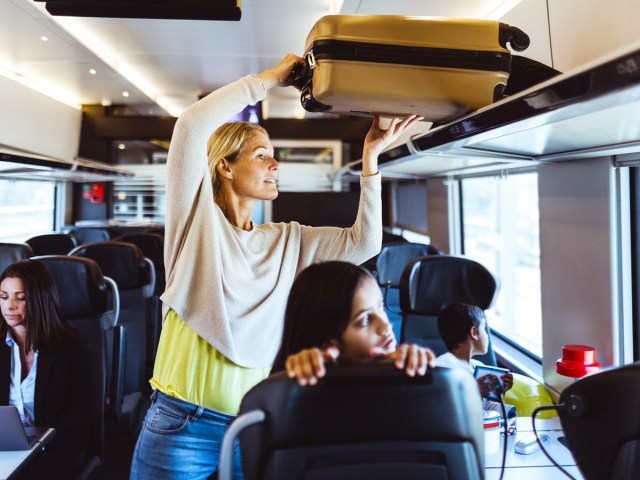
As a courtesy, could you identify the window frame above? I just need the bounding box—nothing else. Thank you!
[454,167,543,361]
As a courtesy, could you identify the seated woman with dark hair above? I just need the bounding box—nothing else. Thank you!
[272,261,435,385]
[0,259,93,480]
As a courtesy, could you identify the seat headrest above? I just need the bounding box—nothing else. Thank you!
[114,233,164,272]
[376,242,435,287]
[68,227,112,243]
[239,362,483,479]
[26,233,78,256]
[34,255,108,317]
[0,243,34,275]
[399,255,499,315]
[70,241,150,289]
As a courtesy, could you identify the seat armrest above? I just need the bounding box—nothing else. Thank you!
[219,410,266,480]
[102,276,120,328]
[142,258,156,299]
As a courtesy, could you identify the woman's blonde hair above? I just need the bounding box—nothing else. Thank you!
[207,121,269,192]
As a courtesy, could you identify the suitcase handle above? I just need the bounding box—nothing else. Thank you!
[499,24,530,52]
[299,51,332,112]
[288,61,312,91]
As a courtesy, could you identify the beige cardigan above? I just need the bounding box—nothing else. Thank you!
[161,75,382,368]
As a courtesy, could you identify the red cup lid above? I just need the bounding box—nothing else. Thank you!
[556,344,602,378]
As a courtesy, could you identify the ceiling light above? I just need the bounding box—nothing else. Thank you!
[40,35,48,42]
[89,68,96,75]
[122,91,129,97]
[118,144,126,150]
[38,9,179,116]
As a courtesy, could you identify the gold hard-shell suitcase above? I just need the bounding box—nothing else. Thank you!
[299,15,530,122]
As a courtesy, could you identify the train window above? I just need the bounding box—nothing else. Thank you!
[460,172,542,358]
[0,179,56,243]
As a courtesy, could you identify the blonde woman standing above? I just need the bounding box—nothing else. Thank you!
[130,53,422,479]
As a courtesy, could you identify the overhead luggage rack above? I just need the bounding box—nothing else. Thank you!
[351,40,640,177]
[0,148,134,182]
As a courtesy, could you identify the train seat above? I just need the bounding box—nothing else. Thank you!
[36,255,120,480]
[360,231,408,275]
[70,241,155,434]
[113,232,165,375]
[0,242,33,274]
[559,362,640,480]
[113,232,164,295]
[26,233,78,256]
[219,363,484,480]
[399,255,499,366]
[66,227,113,244]
[375,242,442,340]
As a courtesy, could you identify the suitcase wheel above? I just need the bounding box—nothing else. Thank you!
[300,84,332,113]
[499,24,530,52]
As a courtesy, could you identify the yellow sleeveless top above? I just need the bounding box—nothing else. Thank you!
[150,310,271,415]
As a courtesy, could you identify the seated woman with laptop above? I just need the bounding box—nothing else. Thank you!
[0,259,93,479]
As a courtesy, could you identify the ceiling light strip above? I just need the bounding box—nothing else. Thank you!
[33,3,183,116]
[0,62,81,110]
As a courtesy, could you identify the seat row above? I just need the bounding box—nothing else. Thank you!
[0,235,166,478]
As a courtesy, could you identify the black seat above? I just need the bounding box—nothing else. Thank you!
[399,255,499,365]
[143,227,165,237]
[66,227,113,244]
[559,363,640,480]
[375,242,441,340]
[113,232,165,374]
[360,232,409,277]
[69,241,155,434]
[113,233,164,295]
[26,233,78,256]
[0,242,33,274]
[220,363,484,480]
[35,255,120,480]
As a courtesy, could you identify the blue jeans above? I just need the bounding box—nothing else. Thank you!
[130,390,243,480]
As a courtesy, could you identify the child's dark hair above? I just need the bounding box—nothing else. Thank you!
[437,303,485,351]
[272,261,374,372]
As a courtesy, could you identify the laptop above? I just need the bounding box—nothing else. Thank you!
[0,406,54,451]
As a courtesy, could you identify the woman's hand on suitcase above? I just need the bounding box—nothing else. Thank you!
[362,115,423,176]
[257,53,305,90]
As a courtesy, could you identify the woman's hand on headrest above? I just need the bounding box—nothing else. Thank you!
[285,346,340,386]
[371,343,434,377]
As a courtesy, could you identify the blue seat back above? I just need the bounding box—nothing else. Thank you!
[375,242,441,341]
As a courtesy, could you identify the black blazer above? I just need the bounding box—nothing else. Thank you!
[0,332,93,478]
